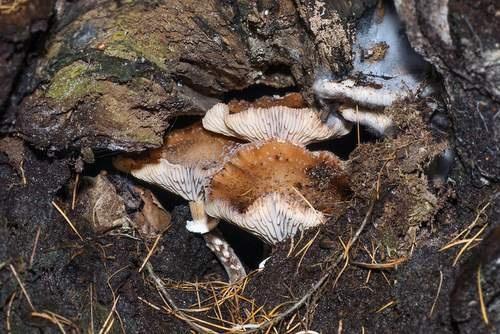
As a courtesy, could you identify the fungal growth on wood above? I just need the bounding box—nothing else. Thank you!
[314,2,432,137]
[203,93,351,145]
[3,0,495,332]
[113,122,246,282]
[205,140,352,244]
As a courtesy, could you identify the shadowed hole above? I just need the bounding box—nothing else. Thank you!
[223,84,299,103]
[308,125,379,160]
[217,220,272,270]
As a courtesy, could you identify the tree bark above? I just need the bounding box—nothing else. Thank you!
[5,0,373,153]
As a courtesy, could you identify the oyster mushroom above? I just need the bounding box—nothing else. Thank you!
[205,140,352,244]
[313,78,402,109]
[313,78,397,136]
[113,122,246,282]
[338,104,394,136]
[203,94,350,145]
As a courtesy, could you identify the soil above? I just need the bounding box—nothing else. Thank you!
[0,0,499,334]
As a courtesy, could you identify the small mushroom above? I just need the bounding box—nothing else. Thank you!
[313,78,402,109]
[203,94,350,145]
[313,79,397,136]
[338,104,394,136]
[205,140,352,244]
[113,122,246,282]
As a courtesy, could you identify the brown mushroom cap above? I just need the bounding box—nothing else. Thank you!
[227,93,307,113]
[205,140,352,244]
[113,122,240,202]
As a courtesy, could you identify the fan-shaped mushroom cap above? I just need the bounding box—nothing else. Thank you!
[202,91,308,139]
[224,106,350,145]
[338,105,393,136]
[202,103,237,138]
[313,78,404,109]
[203,101,350,145]
[113,122,240,202]
[205,140,352,244]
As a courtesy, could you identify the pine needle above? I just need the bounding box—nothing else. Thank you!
[52,201,84,241]
[477,265,489,325]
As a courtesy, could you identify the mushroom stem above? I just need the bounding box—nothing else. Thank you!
[203,226,247,283]
[187,201,246,283]
[186,200,218,233]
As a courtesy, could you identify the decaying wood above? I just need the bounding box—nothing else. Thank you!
[395,0,499,183]
[6,0,373,153]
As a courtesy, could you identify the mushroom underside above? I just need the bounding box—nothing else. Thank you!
[206,140,352,244]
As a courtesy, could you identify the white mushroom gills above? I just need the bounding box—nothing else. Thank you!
[202,103,237,138]
[313,79,405,109]
[223,106,351,145]
[206,192,324,244]
[339,105,393,135]
[130,159,208,202]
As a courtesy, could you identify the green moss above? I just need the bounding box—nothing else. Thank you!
[103,35,169,70]
[101,12,171,70]
[46,61,102,102]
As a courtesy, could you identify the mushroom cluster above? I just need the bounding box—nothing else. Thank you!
[202,94,352,246]
[313,2,432,137]
[114,93,353,282]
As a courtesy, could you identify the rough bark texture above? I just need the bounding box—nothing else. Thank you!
[395,0,499,184]
[394,1,500,332]
[0,0,55,110]
[6,0,374,153]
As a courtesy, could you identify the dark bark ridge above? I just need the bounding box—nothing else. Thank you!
[395,0,499,183]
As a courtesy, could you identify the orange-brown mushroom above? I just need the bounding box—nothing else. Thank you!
[113,122,246,282]
[113,122,240,232]
[205,140,352,244]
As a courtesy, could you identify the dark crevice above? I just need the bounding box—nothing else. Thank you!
[1,33,54,127]
[308,125,380,160]
[263,63,294,78]
[168,115,204,131]
[222,84,299,103]
[217,220,271,270]
[1,2,59,119]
